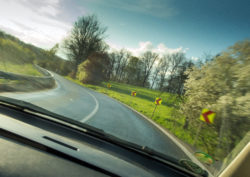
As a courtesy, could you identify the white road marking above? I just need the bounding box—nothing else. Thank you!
[80,90,99,123]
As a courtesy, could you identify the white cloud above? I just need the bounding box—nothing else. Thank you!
[108,41,188,57]
[0,0,71,49]
[191,56,199,61]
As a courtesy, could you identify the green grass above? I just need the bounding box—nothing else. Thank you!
[0,62,42,76]
[0,79,20,84]
[65,77,195,145]
[0,62,42,84]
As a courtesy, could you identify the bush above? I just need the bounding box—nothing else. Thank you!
[77,52,110,84]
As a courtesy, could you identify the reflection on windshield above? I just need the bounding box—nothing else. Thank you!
[0,0,250,176]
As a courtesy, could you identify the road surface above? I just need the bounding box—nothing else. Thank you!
[1,73,188,160]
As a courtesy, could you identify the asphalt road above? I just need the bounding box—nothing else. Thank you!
[2,73,188,160]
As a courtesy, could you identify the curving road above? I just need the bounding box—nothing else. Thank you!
[1,73,189,160]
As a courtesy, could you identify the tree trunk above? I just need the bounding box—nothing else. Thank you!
[183,117,189,129]
[71,60,81,79]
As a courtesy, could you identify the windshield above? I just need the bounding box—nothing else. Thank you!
[0,0,249,176]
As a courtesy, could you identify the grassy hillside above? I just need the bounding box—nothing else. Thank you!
[0,62,42,76]
[0,62,42,84]
[0,30,72,76]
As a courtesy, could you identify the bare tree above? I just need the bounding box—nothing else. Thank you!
[63,15,107,78]
[47,43,59,56]
[113,50,123,80]
[106,52,116,80]
[124,56,143,85]
[141,51,158,87]
[150,58,162,89]
[165,52,185,92]
[165,61,194,95]
[112,49,130,81]
[158,55,170,90]
[118,50,131,81]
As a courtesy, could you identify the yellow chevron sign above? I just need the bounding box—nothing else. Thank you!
[107,83,111,88]
[200,109,216,124]
[155,97,162,105]
[131,91,136,96]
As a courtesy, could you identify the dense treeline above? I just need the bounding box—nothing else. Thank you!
[62,15,193,94]
[75,48,193,94]
[0,30,72,76]
[180,40,250,159]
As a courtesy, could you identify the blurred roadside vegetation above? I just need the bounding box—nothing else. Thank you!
[181,40,250,162]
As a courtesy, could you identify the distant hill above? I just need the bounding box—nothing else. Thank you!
[0,30,73,75]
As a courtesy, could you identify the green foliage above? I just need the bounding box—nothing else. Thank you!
[0,62,42,76]
[0,30,73,76]
[125,56,144,85]
[181,40,250,159]
[63,15,107,78]
[0,37,34,64]
[77,52,110,84]
[47,43,59,56]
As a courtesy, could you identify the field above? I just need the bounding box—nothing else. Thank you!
[0,62,42,85]
[66,77,196,146]
[0,62,42,76]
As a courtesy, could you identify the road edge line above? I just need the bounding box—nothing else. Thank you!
[80,90,99,123]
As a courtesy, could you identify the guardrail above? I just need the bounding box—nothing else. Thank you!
[0,65,56,92]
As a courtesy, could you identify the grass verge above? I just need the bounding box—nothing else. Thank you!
[0,62,42,76]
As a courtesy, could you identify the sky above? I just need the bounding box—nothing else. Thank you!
[0,0,249,60]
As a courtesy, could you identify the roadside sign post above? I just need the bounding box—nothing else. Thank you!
[193,122,203,146]
[151,105,157,119]
[151,98,162,119]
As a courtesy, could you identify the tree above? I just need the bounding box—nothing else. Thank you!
[165,60,193,95]
[112,49,130,81]
[150,58,163,89]
[125,56,143,85]
[106,52,116,80]
[77,52,110,84]
[63,15,107,78]
[118,50,131,81]
[141,51,158,87]
[165,52,185,92]
[48,43,59,56]
[181,40,250,158]
[157,55,170,90]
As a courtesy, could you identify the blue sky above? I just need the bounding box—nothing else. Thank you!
[0,0,249,59]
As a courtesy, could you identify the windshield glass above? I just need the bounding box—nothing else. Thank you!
[0,0,249,176]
